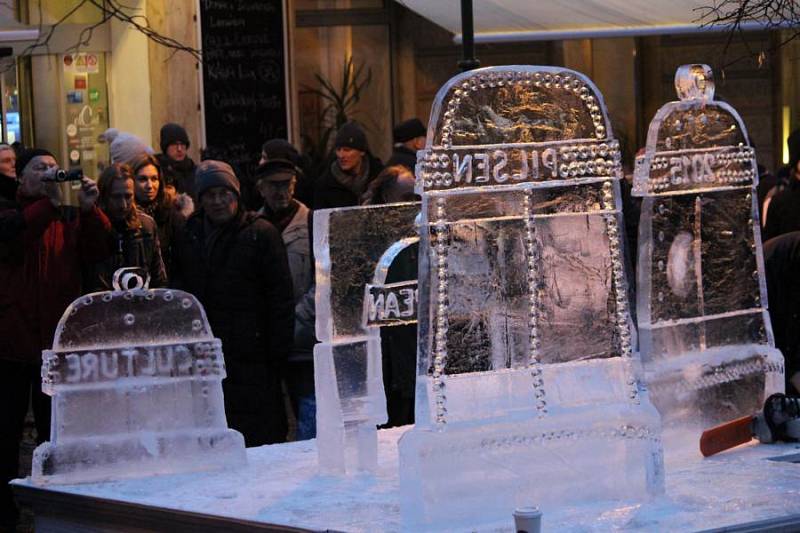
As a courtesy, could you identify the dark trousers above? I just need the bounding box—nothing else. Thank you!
[285,361,316,440]
[0,360,50,527]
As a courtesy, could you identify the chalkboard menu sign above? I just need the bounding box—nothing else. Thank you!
[199,0,288,181]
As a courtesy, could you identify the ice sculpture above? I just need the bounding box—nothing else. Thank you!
[313,202,419,474]
[32,268,246,484]
[399,66,665,530]
[634,64,784,428]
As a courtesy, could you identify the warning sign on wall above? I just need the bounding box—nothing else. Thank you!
[63,53,99,74]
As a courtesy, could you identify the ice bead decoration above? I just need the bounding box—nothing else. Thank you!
[399,66,665,530]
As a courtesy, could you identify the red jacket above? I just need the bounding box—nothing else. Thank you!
[0,196,111,363]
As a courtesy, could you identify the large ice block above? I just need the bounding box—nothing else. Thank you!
[633,64,784,429]
[313,202,419,474]
[400,66,665,530]
[32,268,246,484]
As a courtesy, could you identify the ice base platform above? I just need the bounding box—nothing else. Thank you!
[32,427,246,485]
[399,403,664,530]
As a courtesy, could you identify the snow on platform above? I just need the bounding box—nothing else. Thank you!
[12,426,800,532]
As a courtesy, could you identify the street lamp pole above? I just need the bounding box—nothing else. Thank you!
[457,0,480,72]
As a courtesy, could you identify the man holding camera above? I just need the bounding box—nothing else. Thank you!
[0,148,112,528]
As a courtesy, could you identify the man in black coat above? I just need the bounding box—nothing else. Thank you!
[157,123,197,200]
[763,231,800,395]
[172,160,294,446]
[314,121,383,208]
[386,118,426,171]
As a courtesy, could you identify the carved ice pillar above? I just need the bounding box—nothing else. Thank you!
[313,202,419,474]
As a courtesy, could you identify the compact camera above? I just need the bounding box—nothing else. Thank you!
[42,168,84,182]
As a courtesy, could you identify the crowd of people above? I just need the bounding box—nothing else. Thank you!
[1,112,799,528]
[0,117,425,528]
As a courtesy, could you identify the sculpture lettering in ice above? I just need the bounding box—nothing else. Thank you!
[313,203,419,474]
[399,66,665,530]
[633,64,784,429]
[32,268,246,484]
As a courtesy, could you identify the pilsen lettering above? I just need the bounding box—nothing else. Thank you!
[450,147,574,186]
[45,341,223,387]
[365,281,419,327]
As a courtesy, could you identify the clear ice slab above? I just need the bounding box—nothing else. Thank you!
[313,202,420,474]
[400,65,665,530]
[32,269,246,485]
[633,64,784,430]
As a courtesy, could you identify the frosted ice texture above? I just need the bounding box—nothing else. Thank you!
[400,66,665,530]
[313,203,419,473]
[32,270,246,484]
[633,64,784,429]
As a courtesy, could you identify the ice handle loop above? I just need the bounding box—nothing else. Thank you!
[674,64,715,103]
[112,267,150,291]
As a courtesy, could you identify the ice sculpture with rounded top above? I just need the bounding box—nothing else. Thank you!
[400,65,665,531]
[32,267,246,484]
[633,64,784,431]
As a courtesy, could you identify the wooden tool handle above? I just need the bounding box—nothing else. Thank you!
[700,415,755,457]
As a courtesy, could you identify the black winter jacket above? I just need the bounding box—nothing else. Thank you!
[172,209,295,446]
[763,178,800,241]
[314,153,384,209]
[764,231,800,395]
[157,154,197,200]
[83,212,167,292]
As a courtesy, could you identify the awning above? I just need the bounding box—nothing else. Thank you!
[396,0,793,43]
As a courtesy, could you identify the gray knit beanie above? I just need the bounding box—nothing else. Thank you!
[195,160,240,199]
[101,128,154,165]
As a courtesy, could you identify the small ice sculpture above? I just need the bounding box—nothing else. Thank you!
[32,268,246,484]
[313,203,419,473]
[633,64,784,428]
[400,66,664,530]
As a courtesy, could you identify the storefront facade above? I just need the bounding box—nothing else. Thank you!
[0,0,796,177]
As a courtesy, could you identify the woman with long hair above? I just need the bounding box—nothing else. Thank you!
[85,163,166,290]
[129,153,193,275]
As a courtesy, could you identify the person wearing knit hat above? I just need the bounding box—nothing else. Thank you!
[0,146,111,528]
[314,120,384,209]
[100,128,154,165]
[160,122,191,155]
[157,122,197,199]
[15,148,55,181]
[387,117,427,171]
[195,160,240,198]
[172,159,295,447]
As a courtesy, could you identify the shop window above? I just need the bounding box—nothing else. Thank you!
[0,58,19,144]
